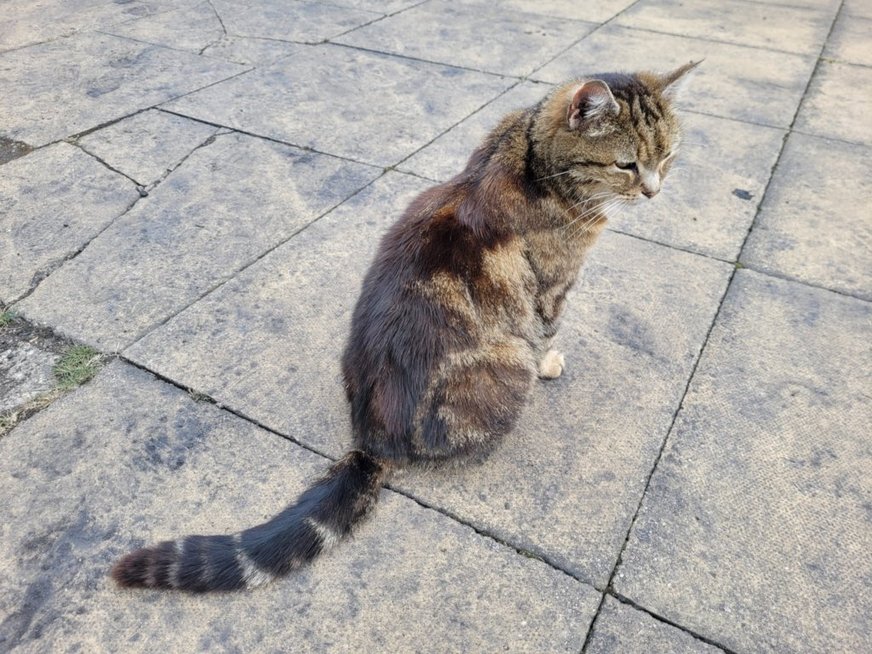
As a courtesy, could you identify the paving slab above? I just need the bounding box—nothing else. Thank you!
[199,35,300,66]
[212,0,379,43]
[336,0,596,77]
[399,81,553,182]
[586,597,724,654]
[18,132,379,352]
[795,60,872,145]
[613,111,785,261]
[329,0,423,13]
[0,360,601,652]
[0,0,194,53]
[844,0,872,19]
[127,171,733,585]
[614,270,872,654]
[533,24,816,128]
[0,143,138,303]
[0,32,246,148]
[163,43,513,167]
[824,11,872,66]
[126,172,431,452]
[459,0,636,23]
[614,0,835,56]
[78,109,218,187]
[105,1,225,54]
[742,132,871,300]
[0,343,58,414]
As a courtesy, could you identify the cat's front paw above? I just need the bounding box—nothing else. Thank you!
[538,349,565,379]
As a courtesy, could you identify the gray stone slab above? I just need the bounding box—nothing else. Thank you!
[614,270,872,654]
[328,0,422,13]
[844,0,872,19]
[127,172,733,586]
[0,143,138,303]
[459,0,637,23]
[105,1,225,54]
[125,172,430,452]
[399,81,553,181]
[0,360,601,652]
[200,35,299,66]
[0,0,192,53]
[336,0,596,77]
[742,132,872,300]
[533,24,816,128]
[212,0,378,43]
[0,32,246,148]
[0,343,59,413]
[78,109,218,187]
[795,60,872,145]
[824,12,872,66]
[613,111,785,261]
[614,0,835,55]
[587,597,724,654]
[18,132,379,351]
[163,43,512,166]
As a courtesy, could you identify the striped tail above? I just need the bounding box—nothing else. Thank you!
[111,450,387,592]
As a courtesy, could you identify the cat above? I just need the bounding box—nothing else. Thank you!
[112,62,698,592]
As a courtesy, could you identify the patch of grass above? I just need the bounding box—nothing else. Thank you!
[0,310,16,327]
[54,345,102,390]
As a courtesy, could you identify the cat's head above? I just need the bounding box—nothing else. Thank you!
[543,62,699,207]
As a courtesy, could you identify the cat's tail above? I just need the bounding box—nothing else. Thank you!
[111,450,387,592]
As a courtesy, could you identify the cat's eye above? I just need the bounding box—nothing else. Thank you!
[615,161,637,171]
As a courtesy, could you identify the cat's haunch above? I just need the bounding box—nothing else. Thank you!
[112,64,698,593]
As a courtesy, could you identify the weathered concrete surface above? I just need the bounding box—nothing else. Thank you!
[742,132,872,300]
[534,24,816,128]
[0,0,194,53]
[19,133,379,351]
[460,0,637,23]
[614,0,836,55]
[0,344,58,414]
[212,0,378,43]
[336,0,596,77]
[127,171,733,586]
[400,81,553,181]
[198,35,299,66]
[78,109,218,187]
[105,1,226,55]
[614,270,872,654]
[2,1,869,651]
[795,60,872,145]
[0,361,600,653]
[824,10,872,66]
[126,172,430,452]
[586,597,724,654]
[0,32,246,148]
[0,143,138,303]
[163,43,513,167]
[614,111,784,261]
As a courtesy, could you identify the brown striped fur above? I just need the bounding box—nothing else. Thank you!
[112,64,697,593]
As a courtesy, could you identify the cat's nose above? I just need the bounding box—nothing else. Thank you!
[641,186,659,198]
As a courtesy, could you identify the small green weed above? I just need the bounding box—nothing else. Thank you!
[0,311,16,327]
[54,346,102,390]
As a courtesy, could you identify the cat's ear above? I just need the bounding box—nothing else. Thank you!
[567,80,619,131]
[659,60,701,99]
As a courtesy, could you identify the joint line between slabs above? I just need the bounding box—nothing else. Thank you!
[582,2,848,652]
[117,355,591,592]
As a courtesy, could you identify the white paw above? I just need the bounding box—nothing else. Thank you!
[538,349,565,379]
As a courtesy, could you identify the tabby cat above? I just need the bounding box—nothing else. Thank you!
[112,63,698,592]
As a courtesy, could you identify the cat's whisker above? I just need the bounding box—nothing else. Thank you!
[536,170,573,181]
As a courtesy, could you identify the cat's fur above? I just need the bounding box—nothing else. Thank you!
[112,63,697,592]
